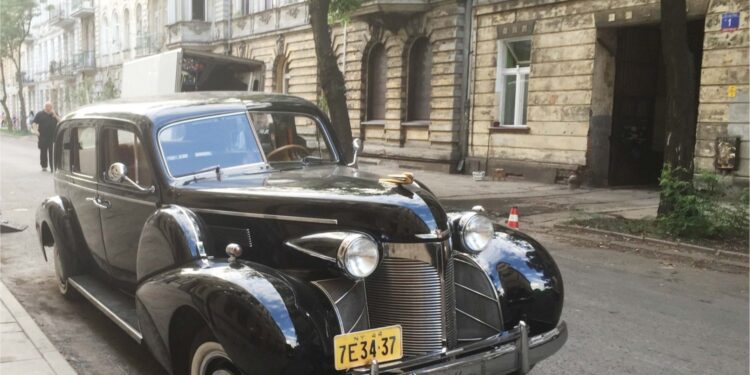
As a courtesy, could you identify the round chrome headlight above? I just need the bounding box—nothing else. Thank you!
[337,234,380,279]
[459,213,494,252]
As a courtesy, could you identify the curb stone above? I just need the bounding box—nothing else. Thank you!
[552,224,749,264]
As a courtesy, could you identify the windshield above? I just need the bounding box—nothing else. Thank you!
[249,112,335,164]
[159,113,263,177]
[158,111,335,178]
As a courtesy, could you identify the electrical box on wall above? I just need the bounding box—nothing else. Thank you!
[714,137,741,172]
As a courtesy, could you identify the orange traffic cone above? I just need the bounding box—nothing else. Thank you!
[507,207,520,229]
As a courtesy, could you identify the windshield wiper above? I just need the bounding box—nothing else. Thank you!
[182,165,221,186]
[301,156,324,166]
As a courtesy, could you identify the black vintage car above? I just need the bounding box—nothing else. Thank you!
[35,92,566,375]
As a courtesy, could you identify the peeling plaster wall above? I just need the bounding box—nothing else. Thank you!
[695,0,749,182]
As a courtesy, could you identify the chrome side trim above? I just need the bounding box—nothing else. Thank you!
[310,280,346,333]
[456,308,501,332]
[193,208,338,225]
[54,177,97,193]
[455,282,498,302]
[68,278,143,343]
[285,241,336,262]
[97,191,156,207]
[454,254,503,316]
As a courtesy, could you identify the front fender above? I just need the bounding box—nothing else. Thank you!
[136,259,339,375]
[136,205,211,283]
[472,224,564,335]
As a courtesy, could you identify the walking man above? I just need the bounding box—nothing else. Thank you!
[32,102,60,172]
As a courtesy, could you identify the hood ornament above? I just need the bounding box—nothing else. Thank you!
[379,172,415,185]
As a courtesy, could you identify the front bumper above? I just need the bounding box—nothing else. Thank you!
[351,321,567,374]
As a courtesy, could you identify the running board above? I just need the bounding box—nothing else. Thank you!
[68,275,142,343]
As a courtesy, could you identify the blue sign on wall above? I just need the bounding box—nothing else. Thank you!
[721,12,740,32]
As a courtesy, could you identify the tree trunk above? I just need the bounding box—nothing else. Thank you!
[12,50,28,132]
[658,0,698,215]
[309,0,353,162]
[0,59,12,129]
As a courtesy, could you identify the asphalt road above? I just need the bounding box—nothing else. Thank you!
[1,134,748,375]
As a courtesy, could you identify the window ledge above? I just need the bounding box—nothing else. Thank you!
[401,120,431,128]
[489,125,530,134]
[361,120,386,126]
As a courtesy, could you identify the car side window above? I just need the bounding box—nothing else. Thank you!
[72,127,96,176]
[56,128,71,172]
[101,127,153,187]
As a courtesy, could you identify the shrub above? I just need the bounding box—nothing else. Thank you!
[658,167,749,239]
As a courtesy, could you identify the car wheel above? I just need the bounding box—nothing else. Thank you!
[52,243,79,300]
[190,328,241,375]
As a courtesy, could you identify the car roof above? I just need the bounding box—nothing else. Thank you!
[62,91,325,130]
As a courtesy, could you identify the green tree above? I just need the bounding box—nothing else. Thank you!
[658,0,699,215]
[308,0,361,162]
[0,0,36,132]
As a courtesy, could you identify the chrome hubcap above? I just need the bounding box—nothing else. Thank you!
[200,350,237,375]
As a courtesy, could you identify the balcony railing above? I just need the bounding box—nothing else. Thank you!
[49,8,75,28]
[49,60,75,78]
[135,33,165,57]
[20,71,34,85]
[74,51,96,71]
[70,0,94,17]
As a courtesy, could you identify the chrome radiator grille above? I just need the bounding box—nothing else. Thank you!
[366,257,445,355]
[443,255,457,348]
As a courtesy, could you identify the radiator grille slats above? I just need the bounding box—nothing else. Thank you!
[366,258,444,356]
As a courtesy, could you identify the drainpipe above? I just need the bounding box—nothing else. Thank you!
[227,0,233,54]
[456,0,474,172]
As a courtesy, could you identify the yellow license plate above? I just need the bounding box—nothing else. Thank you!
[333,325,403,370]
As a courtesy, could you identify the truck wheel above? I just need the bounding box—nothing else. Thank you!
[190,328,241,375]
[52,242,79,300]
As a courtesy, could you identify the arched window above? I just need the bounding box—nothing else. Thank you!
[366,43,387,121]
[123,9,131,50]
[136,4,142,31]
[406,37,432,122]
[100,16,109,55]
[273,56,290,94]
[112,11,120,52]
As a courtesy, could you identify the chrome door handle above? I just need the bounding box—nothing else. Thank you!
[86,197,111,209]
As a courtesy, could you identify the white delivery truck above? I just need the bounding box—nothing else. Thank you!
[120,48,265,98]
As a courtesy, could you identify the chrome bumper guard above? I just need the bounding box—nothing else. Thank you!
[351,321,567,375]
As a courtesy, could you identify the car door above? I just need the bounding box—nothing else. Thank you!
[97,122,159,285]
[63,122,108,267]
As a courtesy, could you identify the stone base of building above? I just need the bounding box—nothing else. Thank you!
[463,157,580,184]
[361,143,457,173]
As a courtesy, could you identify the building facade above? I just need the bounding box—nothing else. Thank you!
[9,0,749,185]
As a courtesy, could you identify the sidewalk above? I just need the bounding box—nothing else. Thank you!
[360,163,660,226]
[0,281,77,375]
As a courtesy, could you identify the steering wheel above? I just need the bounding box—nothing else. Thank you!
[266,144,311,161]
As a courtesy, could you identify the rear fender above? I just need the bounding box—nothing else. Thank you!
[136,259,339,375]
[34,196,86,263]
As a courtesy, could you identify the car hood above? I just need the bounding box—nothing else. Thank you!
[174,165,449,242]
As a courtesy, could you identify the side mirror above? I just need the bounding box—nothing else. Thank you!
[107,162,127,182]
[348,138,363,168]
[107,162,155,193]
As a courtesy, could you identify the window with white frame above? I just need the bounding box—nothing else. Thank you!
[496,38,531,127]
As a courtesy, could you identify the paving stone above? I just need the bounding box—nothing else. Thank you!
[0,301,14,323]
[0,358,55,375]
[0,332,41,363]
[0,322,22,333]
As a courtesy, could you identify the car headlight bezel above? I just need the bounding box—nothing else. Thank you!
[337,233,380,279]
[458,212,494,253]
